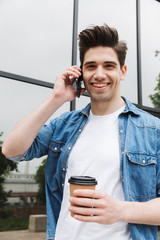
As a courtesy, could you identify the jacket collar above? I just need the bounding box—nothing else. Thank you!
[122,97,140,116]
[80,103,91,117]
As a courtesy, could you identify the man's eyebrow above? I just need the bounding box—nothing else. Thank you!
[83,61,96,66]
[84,61,118,66]
[104,61,118,65]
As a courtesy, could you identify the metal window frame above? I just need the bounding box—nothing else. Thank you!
[136,0,143,108]
[0,70,54,89]
[70,0,79,111]
[0,0,160,117]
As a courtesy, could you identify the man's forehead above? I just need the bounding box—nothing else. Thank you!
[83,46,119,64]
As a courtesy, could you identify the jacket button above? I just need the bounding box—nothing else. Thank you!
[142,160,145,164]
[54,147,57,151]
[68,147,71,150]
[79,129,82,132]
[62,168,65,171]
[120,130,123,133]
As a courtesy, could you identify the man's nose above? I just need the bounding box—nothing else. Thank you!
[93,66,106,80]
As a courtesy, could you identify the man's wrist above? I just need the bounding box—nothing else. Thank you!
[116,200,130,223]
[50,92,67,107]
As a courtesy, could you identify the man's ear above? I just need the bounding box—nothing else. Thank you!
[120,65,127,81]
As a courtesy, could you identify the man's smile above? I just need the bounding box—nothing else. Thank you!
[90,82,111,89]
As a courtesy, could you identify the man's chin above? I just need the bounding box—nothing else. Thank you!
[90,95,111,103]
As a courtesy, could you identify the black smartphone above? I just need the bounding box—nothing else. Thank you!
[76,68,83,98]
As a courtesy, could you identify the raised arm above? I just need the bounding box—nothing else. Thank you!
[2,66,82,158]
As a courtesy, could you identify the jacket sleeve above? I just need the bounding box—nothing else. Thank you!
[7,118,57,162]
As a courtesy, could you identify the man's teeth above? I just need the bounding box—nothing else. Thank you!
[92,83,110,87]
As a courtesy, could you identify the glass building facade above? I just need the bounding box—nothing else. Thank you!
[0,0,160,172]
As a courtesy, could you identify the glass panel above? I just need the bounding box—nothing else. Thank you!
[0,77,70,173]
[0,0,73,83]
[141,0,160,108]
[78,0,137,103]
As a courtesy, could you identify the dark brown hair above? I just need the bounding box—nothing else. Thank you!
[78,24,128,68]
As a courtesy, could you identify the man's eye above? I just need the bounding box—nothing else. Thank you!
[87,65,95,69]
[106,65,114,69]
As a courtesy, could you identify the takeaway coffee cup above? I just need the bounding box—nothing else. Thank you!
[68,176,98,217]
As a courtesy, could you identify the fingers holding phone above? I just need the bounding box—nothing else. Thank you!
[64,66,82,85]
[66,66,86,98]
[54,66,83,102]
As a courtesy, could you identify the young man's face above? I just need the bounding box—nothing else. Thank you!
[82,46,127,105]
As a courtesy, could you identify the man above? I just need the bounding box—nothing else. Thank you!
[2,24,160,240]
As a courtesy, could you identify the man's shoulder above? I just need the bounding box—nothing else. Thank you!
[124,98,160,128]
[50,103,91,125]
[130,104,160,128]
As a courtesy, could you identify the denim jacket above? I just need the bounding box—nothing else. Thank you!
[10,98,160,240]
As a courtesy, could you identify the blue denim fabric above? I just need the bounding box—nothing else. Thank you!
[9,97,160,240]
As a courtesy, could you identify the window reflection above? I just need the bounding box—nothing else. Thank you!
[0,0,73,82]
[141,0,160,108]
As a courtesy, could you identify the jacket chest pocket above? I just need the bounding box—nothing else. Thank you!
[127,152,157,200]
[45,140,64,178]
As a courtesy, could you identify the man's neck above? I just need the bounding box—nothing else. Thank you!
[90,97,125,116]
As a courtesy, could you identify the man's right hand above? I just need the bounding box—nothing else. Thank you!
[53,65,82,103]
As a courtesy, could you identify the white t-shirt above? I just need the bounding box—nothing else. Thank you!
[55,105,132,240]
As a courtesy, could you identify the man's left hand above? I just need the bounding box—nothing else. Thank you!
[69,189,123,224]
